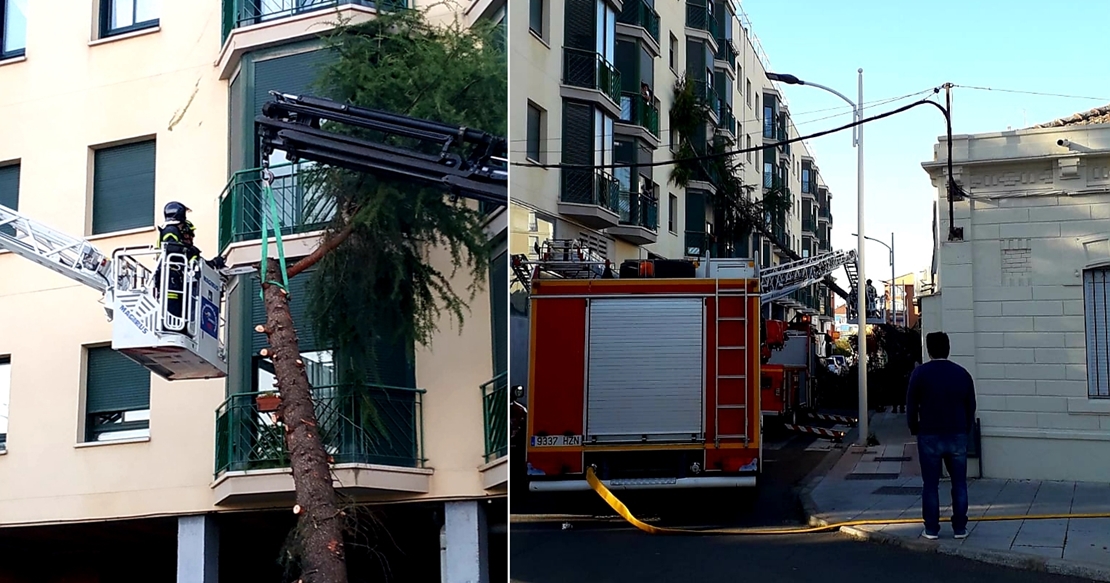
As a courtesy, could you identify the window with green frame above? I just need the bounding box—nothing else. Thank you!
[0,161,18,238]
[85,347,151,442]
[1,0,27,59]
[490,236,507,376]
[0,356,10,451]
[92,140,156,235]
[99,0,159,38]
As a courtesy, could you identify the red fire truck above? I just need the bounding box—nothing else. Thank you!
[514,241,856,493]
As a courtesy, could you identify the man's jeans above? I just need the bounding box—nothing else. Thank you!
[917,433,969,534]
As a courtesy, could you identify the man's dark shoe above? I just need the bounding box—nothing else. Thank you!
[954,529,968,539]
[921,529,939,540]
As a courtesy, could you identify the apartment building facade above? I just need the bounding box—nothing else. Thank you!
[920,107,1110,482]
[510,0,837,325]
[0,1,506,581]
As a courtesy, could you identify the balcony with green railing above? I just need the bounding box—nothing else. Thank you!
[715,39,737,69]
[691,80,721,120]
[559,168,622,229]
[802,218,817,234]
[618,0,661,44]
[717,102,736,136]
[221,0,406,43]
[218,162,338,254]
[563,47,622,105]
[214,384,425,478]
[685,0,717,35]
[619,92,661,137]
[618,190,659,230]
[482,373,507,463]
[685,231,709,257]
[818,204,831,220]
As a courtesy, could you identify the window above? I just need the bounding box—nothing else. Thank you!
[528,211,538,232]
[92,140,156,235]
[526,102,544,163]
[1,0,26,59]
[0,356,9,451]
[0,161,18,237]
[529,0,543,37]
[802,166,811,193]
[746,135,752,162]
[745,79,752,107]
[669,34,677,70]
[84,347,150,442]
[490,237,508,376]
[1085,267,1110,398]
[669,194,678,233]
[99,0,159,39]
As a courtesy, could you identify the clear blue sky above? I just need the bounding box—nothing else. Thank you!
[741,0,1110,297]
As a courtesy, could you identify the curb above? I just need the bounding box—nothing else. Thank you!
[798,425,857,528]
[838,525,1110,582]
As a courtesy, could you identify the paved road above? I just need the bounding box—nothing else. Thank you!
[510,433,1088,583]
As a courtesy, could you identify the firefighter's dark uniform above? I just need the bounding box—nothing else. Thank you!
[154,222,202,324]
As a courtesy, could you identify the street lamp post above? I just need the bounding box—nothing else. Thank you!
[769,69,869,445]
[852,232,896,325]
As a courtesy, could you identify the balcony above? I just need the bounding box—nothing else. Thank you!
[714,39,737,70]
[617,91,661,144]
[563,47,622,109]
[212,385,430,504]
[802,218,816,234]
[221,0,404,42]
[218,163,338,257]
[692,80,721,122]
[559,168,621,229]
[609,190,659,245]
[618,0,661,47]
[685,231,708,257]
[818,204,831,220]
[480,373,507,490]
[717,103,736,136]
[685,1,718,43]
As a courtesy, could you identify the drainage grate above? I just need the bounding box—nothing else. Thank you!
[873,486,923,496]
[873,456,912,462]
[845,473,901,480]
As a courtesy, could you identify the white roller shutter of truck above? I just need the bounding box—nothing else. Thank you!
[586,298,705,443]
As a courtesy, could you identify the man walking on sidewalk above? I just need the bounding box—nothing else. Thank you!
[906,332,976,540]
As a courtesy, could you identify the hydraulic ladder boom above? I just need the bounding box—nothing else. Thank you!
[0,203,113,293]
[256,92,507,208]
[760,249,857,305]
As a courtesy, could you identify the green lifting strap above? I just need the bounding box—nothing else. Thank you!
[258,181,290,302]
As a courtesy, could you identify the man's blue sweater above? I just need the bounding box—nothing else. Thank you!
[906,359,977,436]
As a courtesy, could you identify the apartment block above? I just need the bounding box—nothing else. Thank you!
[0,1,506,581]
[510,0,838,326]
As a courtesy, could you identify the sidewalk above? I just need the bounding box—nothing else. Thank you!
[803,411,1110,582]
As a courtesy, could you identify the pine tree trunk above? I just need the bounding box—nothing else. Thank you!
[261,258,348,583]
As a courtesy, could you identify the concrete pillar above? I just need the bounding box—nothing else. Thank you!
[443,500,489,583]
[177,514,219,583]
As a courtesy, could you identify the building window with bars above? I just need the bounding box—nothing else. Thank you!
[1084,267,1110,398]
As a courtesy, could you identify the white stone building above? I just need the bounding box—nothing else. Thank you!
[920,106,1110,482]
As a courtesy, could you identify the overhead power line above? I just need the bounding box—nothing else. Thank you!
[952,84,1110,102]
[514,88,944,171]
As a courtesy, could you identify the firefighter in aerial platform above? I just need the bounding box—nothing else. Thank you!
[153,202,225,333]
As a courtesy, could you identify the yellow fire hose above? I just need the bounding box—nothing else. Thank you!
[585,467,1110,535]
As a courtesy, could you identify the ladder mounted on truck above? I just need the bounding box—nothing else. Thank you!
[0,205,232,380]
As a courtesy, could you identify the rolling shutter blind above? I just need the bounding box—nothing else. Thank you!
[92,141,156,235]
[253,48,337,130]
[86,347,151,414]
[490,241,508,375]
[0,164,18,237]
[587,298,704,441]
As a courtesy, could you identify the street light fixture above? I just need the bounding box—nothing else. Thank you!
[769,69,870,445]
[853,232,896,326]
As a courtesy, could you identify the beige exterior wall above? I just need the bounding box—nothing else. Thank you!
[922,122,1110,482]
[0,1,503,528]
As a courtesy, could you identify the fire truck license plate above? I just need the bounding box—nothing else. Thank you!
[531,435,583,447]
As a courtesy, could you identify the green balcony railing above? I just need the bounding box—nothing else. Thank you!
[717,103,736,135]
[221,0,405,42]
[618,190,659,231]
[482,372,508,463]
[563,47,622,105]
[619,92,661,137]
[218,163,338,254]
[685,231,709,257]
[802,218,816,233]
[561,168,621,214]
[715,39,737,68]
[691,80,721,117]
[214,385,425,477]
[618,0,661,43]
[818,204,831,219]
[685,0,717,35]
